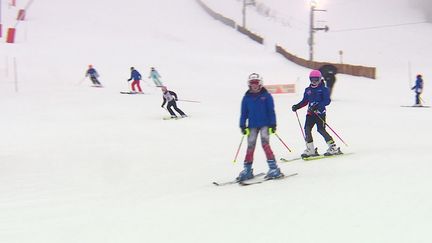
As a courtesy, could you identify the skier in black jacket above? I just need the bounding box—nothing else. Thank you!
[161,86,187,119]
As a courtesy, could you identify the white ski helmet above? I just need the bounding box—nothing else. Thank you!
[248,73,263,86]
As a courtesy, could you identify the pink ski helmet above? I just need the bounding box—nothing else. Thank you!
[309,70,322,87]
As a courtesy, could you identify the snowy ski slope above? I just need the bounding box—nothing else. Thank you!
[1,0,431,242]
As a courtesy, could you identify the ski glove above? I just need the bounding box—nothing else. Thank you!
[292,104,299,112]
[241,127,250,136]
[269,125,276,134]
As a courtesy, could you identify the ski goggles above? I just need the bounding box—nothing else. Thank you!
[249,80,261,85]
[310,77,321,85]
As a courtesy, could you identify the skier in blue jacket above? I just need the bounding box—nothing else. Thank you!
[412,74,424,106]
[292,70,341,158]
[127,67,143,93]
[85,64,102,86]
[237,73,283,181]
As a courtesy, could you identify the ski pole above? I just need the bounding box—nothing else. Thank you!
[295,111,306,139]
[274,133,292,152]
[177,99,201,103]
[143,79,153,88]
[408,61,412,89]
[233,135,245,163]
[420,96,426,104]
[314,112,349,147]
[76,77,86,86]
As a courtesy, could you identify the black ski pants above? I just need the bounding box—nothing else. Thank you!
[304,113,333,143]
[90,76,101,85]
[167,100,186,117]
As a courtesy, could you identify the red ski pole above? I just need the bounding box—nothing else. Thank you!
[314,112,349,147]
[274,133,292,152]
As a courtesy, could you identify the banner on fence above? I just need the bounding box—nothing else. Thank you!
[264,84,295,94]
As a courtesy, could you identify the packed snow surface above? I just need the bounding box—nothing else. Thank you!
[1,0,431,242]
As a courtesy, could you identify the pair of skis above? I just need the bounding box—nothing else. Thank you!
[120,91,145,94]
[280,152,353,163]
[213,153,351,187]
[162,116,189,120]
[213,172,298,187]
[400,105,430,108]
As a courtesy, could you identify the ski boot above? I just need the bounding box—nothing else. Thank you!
[236,163,254,182]
[324,141,342,156]
[301,142,319,158]
[264,160,284,179]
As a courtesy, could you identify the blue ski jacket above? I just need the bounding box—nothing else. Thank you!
[240,87,276,128]
[86,68,99,78]
[412,77,423,93]
[295,82,331,115]
[129,70,142,81]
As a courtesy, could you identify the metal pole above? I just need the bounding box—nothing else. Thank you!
[309,2,328,61]
[242,0,246,27]
[309,5,314,61]
[177,99,201,103]
[408,61,412,88]
[5,56,8,78]
[0,0,3,38]
[13,57,18,92]
[25,0,36,10]
[295,111,306,140]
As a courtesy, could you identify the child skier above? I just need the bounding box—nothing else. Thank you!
[148,67,163,87]
[161,86,187,119]
[412,74,424,106]
[237,73,283,181]
[85,65,102,86]
[292,70,341,158]
[127,67,143,93]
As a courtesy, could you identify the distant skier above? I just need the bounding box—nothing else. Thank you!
[161,86,187,119]
[291,70,341,158]
[412,74,424,106]
[127,67,143,93]
[85,65,102,86]
[237,73,283,182]
[148,67,163,87]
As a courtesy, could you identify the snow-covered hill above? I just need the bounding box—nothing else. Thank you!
[1,0,431,243]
